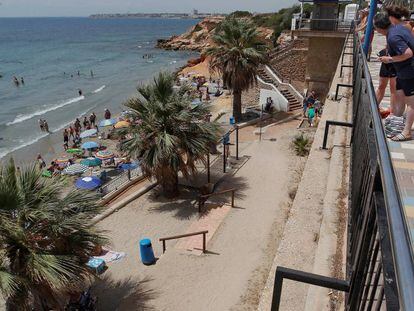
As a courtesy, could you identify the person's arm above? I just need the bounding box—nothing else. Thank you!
[381,34,414,63]
[380,47,413,63]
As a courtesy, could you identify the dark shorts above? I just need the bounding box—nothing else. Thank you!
[396,77,414,97]
[380,63,397,78]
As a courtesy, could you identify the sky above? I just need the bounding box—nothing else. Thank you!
[0,0,298,17]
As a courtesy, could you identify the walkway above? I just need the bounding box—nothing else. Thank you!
[368,34,414,249]
[94,120,304,311]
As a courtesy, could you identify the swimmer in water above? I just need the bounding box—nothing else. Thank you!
[78,89,83,96]
[20,77,24,85]
[13,76,19,86]
[90,70,94,78]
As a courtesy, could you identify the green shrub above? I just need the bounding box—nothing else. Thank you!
[292,134,311,157]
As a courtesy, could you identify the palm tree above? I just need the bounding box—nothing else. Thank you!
[206,18,268,122]
[381,0,409,8]
[0,160,108,310]
[123,72,221,198]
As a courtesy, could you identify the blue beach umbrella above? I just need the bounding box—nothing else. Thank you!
[75,176,102,190]
[99,119,116,127]
[119,162,139,171]
[81,141,99,150]
[80,129,97,139]
[80,157,102,167]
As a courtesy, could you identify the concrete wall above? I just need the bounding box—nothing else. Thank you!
[306,36,345,100]
[259,88,288,112]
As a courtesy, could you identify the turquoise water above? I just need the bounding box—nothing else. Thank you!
[0,17,198,158]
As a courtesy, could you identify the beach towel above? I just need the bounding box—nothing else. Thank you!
[92,249,126,263]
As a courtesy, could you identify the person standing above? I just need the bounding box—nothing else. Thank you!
[89,112,96,127]
[63,129,69,150]
[36,154,46,169]
[39,119,45,132]
[375,11,414,141]
[69,125,75,139]
[90,70,94,78]
[104,109,111,120]
[43,120,50,133]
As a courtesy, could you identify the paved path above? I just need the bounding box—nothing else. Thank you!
[369,34,414,249]
[95,120,303,311]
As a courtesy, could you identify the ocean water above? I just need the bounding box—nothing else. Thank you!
[0,17,198,159]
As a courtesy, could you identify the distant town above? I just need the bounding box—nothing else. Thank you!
[89,10,223,19]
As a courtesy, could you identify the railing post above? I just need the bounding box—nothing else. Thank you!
[207,152,210,183]
[223,140,226,173]
[162,240,166,253]
[231,190,235,207]
[198,197,202,214]
[202,232,206,253]
[236,126,239,160]
[127,169,131,180]
[271,268,284,311]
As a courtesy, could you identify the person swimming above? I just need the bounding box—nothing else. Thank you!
[20,77,24,85]
[78,89,83,96]
[13,76,19,86]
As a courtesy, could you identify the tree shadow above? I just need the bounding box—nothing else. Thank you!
[92,275,158,311]
[147,187,199,220]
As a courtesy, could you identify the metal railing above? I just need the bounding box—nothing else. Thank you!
[270,31,414,310]
[296,18,353,32]
[99,166,143,195]
[347,33,414,310]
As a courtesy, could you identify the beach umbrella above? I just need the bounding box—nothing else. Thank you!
[66,148,83,155]
[99,119,116,127]
[95,150,114,160]
[75,176,102,190]
[80,157,102,167]
[114,121,130,129]
[118,162,139,171]
[81,141,99,150]
[63,164,88,175]
[80,129,97,139]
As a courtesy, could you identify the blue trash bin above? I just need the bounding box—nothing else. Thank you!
[230,116,235,125]
[139,238,156,265]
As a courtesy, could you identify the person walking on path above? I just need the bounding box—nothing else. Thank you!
[375,11,414,141]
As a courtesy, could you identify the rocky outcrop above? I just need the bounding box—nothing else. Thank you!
[156,16,274,52]
[156,16,225,51]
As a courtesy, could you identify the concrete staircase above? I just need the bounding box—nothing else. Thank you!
[257,68,302,112]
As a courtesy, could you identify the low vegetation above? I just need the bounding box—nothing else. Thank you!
[0,160,108,310]
[292,134,311,157]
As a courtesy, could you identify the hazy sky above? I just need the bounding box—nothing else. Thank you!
[0,0,298,17]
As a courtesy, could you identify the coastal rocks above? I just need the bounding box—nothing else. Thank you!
[156,16,225,52]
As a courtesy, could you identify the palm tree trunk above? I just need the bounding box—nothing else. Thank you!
[233,90,242,122]
[160,171,179,198]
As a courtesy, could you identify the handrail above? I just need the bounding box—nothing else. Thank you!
[355,33,414,310]
[198,188,237,213]
[159,230,208,253]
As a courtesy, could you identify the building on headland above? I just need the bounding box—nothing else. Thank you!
[259,0,414,310]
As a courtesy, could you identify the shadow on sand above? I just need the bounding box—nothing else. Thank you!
[147,174,249,219]
[92,276,158,311]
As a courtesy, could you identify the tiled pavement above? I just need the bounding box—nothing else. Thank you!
[368,34,414,248]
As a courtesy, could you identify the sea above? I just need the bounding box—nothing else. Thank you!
[0,17,199,160]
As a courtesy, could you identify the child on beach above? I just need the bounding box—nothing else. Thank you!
[36,154,46,169]
[69,125,75,139]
